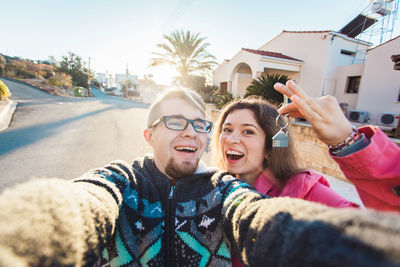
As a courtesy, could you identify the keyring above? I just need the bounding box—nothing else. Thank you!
[275,113,289,131]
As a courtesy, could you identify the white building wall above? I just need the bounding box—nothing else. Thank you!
[259,32,370,98]
[356,36,400,124]
[335,64,364,110]
[213,50,261,86]
[323,35,369,97]
[235,73,253,97]
[259,32,329,97]
[213,60,229,87]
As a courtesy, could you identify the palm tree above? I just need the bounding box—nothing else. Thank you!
[245,73,289,104]
[149,30,217,84]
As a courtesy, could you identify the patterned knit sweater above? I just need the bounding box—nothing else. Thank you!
[1,156,400,267]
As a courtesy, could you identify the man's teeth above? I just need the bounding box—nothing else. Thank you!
[176,146,196,152]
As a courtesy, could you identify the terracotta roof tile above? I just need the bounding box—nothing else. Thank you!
[242,48,303,62]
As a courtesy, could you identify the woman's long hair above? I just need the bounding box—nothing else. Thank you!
[212,97,300,186]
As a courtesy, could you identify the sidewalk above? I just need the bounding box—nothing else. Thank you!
[0,100,17,132]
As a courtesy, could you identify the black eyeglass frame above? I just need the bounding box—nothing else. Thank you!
[150,115,213,134]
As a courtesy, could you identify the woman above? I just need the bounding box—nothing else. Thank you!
[213,97,360,267]
[212,97,357,208]
[213,81,400,266]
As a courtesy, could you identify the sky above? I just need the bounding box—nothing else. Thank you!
[1,0,399,84]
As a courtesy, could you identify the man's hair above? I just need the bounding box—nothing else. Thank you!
[147,88,206,128]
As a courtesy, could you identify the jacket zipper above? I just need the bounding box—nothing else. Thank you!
[169,185,175,199]
[166,185,176,266]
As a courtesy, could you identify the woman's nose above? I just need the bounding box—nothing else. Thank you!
[226,132,240,144]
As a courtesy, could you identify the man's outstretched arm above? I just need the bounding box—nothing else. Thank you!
[0,164,127,267]
[221,174,400,267]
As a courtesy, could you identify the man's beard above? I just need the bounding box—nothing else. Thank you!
[165,158,199,179]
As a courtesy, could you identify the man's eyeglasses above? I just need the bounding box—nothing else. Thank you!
[150,115,213,134]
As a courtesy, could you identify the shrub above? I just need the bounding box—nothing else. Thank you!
[0,55,5,76]
[4,60,36,79]
[48,72,72,89]
[73,87,86,97]
[0,80,11,101]
[36,64,54,79]
[216,92,236,109]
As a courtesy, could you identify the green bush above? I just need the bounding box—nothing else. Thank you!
[73,87,85,97]
[216,92,235,109]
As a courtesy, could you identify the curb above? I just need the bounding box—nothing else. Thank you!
[0,100,17,132]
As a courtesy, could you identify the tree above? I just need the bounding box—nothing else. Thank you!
[58,52,89,87]
[245,73,289,104]
[149,30,217,85]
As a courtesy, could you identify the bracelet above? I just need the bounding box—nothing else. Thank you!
[328,126,362,152]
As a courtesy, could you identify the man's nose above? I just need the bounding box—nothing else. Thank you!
[181,122,197,137]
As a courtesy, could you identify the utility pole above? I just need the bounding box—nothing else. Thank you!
[87,57,91,96]
[124,63,129,98]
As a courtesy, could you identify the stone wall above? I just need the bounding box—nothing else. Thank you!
[290,122,348,180]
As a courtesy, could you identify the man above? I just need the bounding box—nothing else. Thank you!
[0,88,400,267]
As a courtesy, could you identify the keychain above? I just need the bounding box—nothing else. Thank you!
[272,113,289,148]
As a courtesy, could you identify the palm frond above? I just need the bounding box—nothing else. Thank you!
[245,73,288,104]
[149,29,217,79]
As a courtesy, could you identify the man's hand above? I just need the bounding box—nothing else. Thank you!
[274,80,354,146]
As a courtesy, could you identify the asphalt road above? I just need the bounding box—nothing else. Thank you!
[0,79,153,191]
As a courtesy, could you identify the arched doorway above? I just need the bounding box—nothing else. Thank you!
[229,63,253,97]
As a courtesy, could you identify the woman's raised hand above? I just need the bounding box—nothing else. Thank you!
[274,80,354,146]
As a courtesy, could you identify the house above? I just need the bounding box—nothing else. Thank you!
[213,30,399,127]
[352,35,400,125]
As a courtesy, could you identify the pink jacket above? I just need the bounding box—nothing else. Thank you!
[331,126,400,212]
[252,169,356,207]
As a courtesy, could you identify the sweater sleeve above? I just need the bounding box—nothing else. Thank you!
[0,161,132,267]
[220,173,400,267]
[331,126,400,212]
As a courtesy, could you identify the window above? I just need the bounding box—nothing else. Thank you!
[346,76,361,93]
[341,49,355,56]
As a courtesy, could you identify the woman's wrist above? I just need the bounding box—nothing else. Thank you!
[328,126,363,152]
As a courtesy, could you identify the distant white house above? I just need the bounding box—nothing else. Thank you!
[213,30,400,127]
[95,73,107,87]
[115,73,138,88]
[136,76,169,104]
